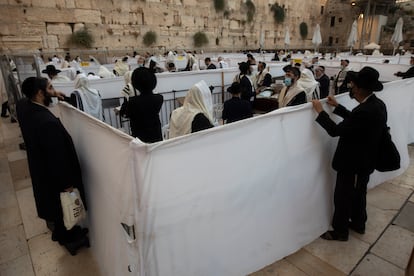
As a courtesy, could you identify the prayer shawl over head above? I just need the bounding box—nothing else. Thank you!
[114,60,129,76]
[51,74,71,83]
[169,80,214,138]
[121,71,138,99]
[98,65,116,78]
[297,68,320,100]
[74,75,103,120]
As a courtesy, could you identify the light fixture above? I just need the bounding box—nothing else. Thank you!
[351,1,356,6]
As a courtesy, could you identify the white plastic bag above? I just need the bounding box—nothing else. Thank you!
[60,188,86,230]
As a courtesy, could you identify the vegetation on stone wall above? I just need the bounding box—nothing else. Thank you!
[244,0,256,23]
[214,0,225,12]
[68,28,94,48]
[299,22,308,40]
[143,31,157,46]
[193,31,209,47]
[271,3,285,24]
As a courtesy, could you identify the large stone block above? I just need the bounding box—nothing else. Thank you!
[31,0,56,8]
[26,7,75,22]
[73,23,85,32]
[74,9,101,24]
[42,35,59,49]
[74,0,93,9]
[46,23,72,35]
[181,15,195,26]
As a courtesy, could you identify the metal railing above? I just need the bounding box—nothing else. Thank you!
[101,85,230,136]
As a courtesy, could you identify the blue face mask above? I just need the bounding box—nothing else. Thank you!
[284,77,292,86]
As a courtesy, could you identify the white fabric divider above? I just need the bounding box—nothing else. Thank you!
[56,104,136,275]
[58,79,414,276]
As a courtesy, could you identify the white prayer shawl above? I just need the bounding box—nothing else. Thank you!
[98,66,115,78]
[297,68,320,101]
[336,65,350,88]
[74,76,103,120]
[114,60,129,76]
[278,81,305,108]
[219,60,229,68]
[121,71,139,99]
[254,67,270,90]
[169,80,214,138]
[51,74,71,83]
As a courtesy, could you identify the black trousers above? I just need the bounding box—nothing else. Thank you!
[1,101,8,116]
[332,171,370,236]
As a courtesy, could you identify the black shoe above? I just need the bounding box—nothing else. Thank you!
[1,114,9,118]
[349,223,365,234]
[63,236,90,256]
[320,231,348,241]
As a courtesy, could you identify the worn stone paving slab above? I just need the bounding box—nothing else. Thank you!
[304,235,370,275]
[29,233,101,276]
[249,258,308,276]
[285,248,346,276]
[16,187,48,240]
[367,186,407,211]
[0,225,29,265]
[0,254,35,276]
[378,181,413,197]
[13,177,32,191]
[0,172,14,193]
[7,150,27,163]
[393,201,414,233]
[351,203,397,245]
[8,158,30,182]
[371,225,414,269]
[351,253,404,276]
[0,190,22,231]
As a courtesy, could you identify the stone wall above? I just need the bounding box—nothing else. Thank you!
[0,0,328,53]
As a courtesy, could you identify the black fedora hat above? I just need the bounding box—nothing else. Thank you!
[227,82,241,94]
[42,65,61,75]
[347,66,383,92]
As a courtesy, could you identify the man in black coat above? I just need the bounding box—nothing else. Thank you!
[16,77,88,251]
[312,67,387,241]
[222,82,253,124]
[315,66,330,99]
[394,56,414,79]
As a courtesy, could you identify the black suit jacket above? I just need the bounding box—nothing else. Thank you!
[317,74,330,99]
[222,97,253,123]
[316,94,387,173]
[127,93,164,143]
[399,66,414,79]
[16,99,85,221]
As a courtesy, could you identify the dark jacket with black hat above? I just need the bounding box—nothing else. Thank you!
[316,94,387,173]
[223,82,253,123]
[316,66,387,173]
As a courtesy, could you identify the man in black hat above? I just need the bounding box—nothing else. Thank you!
[394,56,414,79]
[222,82,252,124]
[311,67,387,241]
[42,65,70,83]
[234,62,255,105]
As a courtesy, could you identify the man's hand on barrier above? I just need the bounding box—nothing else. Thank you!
[312,100,324,114]
[327,96,338,107]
